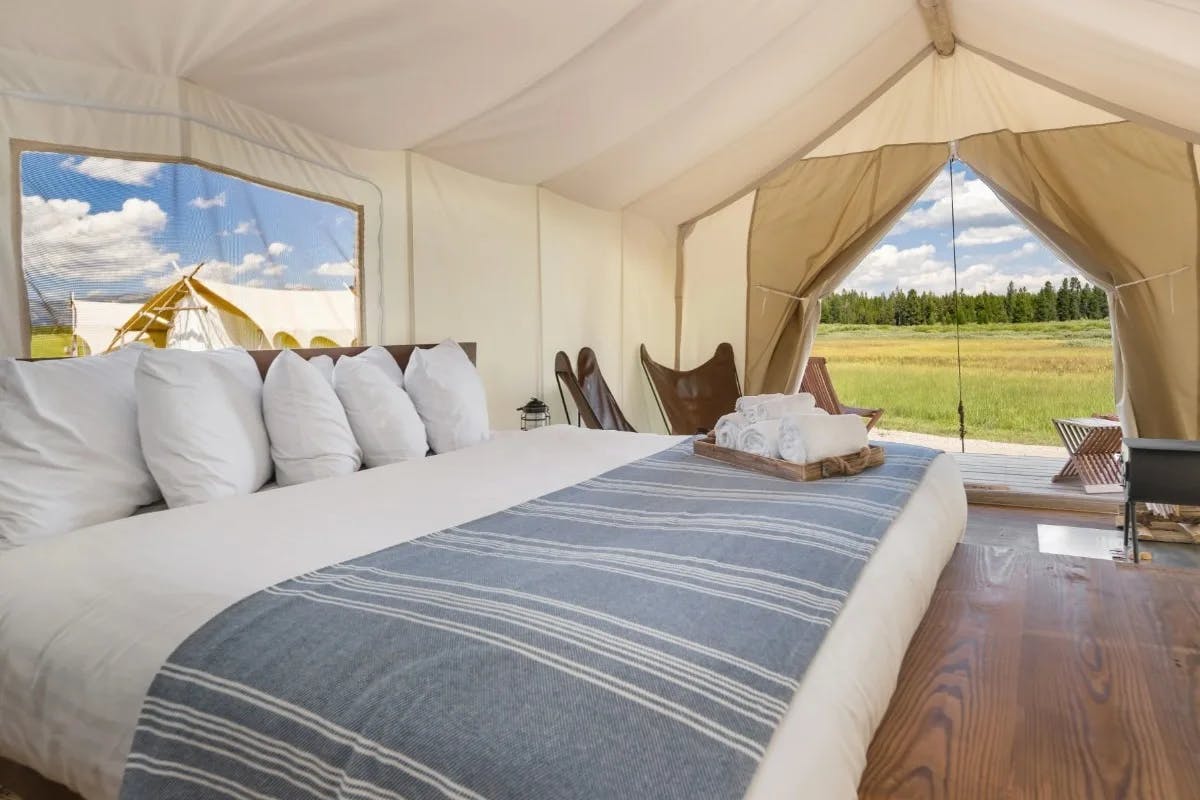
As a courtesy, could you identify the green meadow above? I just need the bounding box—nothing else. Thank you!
[813,320,1114,445]
[30,331,82,358]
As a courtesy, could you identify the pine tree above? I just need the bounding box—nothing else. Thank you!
[1056,278,1072,320]
[1035,281,1058,321]
[1011,288,1035,322]
[817,278,1106,327]
[1068,276,1084,319]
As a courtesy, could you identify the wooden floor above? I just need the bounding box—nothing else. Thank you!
[860,542,1200,799]
[954,452,1122,514]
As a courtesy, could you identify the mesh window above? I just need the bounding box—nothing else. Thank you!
[19,148,361,357]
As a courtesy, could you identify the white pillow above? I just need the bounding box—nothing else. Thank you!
[308,354,334,385]
[0,347,160,548]
[333,355,428,466]
[404,340,490,453]
[351,345,405,388]
[263,349,361,486]
[137,347,273,507]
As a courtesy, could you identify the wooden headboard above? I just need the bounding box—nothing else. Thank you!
[23,342,477,376]
[246,342,476,377]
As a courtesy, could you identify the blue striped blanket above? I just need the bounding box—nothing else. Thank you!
[120,440,939,800]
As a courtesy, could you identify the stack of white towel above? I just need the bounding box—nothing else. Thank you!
[714,393,868,463]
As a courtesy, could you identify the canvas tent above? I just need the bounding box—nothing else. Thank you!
[201,279,358,350]
[1,0,1197,434]
[69,298,143,356]
[79,272,357,353]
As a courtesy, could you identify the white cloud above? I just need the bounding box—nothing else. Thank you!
[59,156,161,186]
[840,241,1077,296]
[189,192,226,209]
[841,243,947,294]
[22,194,178,284]
[962,265,1079,295]
[262,264,287,277]
[953,225,1031,247]
[184,253,269,284]
[267,241,292,257]
[233,220,259,236]
[240,253,268,271]
[993,241,1041,263]
[916,169,957,204]
[896,178,1013,233]
[314,260,356,277]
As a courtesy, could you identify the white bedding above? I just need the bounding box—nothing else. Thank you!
[0,426,965,800]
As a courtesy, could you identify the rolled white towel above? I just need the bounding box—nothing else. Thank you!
[714,412,750,449]
[778,413,868,464]
[738,419,782,458]
[734,393,783,413]
[743,393,818,423]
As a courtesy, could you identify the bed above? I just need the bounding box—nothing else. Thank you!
[0,356,966,800]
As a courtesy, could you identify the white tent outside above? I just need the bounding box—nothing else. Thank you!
[72,278,356,354]
[204,280,358,349]
[162,280,238,352]
[2,0,1199,434]
[69,299,143,356]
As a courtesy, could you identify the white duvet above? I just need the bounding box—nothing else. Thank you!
[0,426,966,800]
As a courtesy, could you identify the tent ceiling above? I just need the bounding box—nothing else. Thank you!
[2,0,1199,223]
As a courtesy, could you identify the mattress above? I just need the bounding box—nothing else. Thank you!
[0,426,966,800]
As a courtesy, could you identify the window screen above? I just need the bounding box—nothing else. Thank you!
[19,147,362,357]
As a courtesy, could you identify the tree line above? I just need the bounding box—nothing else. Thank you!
[820,277,1109,326]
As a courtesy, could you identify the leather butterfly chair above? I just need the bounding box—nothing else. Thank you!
[640,342,741,435]
[800,356,885,430]
[554,349,636,432]
[554,351,600,428]
[576,347,636,432]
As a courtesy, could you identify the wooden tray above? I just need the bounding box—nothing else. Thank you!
[693,435,884,481]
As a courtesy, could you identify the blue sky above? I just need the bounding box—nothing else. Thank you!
[21,151,358,308]
[840,160,1078,296]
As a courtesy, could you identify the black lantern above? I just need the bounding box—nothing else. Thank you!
[518,397,551,430]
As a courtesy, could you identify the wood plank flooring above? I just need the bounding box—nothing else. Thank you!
[954,453,1122,514]
[859,544,1200,799]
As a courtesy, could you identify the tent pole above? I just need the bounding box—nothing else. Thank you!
[948,149,966,454]
[918,0,956,57]
[68,291,77,356]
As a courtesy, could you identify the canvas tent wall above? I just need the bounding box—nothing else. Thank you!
[1,0,1198,435]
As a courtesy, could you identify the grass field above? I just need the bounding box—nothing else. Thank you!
[30,332,84,358]
[813,320,1114,445]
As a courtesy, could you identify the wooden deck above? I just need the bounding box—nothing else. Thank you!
[953,451,1123,513]
[860,543,1200,798]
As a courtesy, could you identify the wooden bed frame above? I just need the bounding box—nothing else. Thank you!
[246,342,476,375]
[1,342,475,800]
[23,342,477,374]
